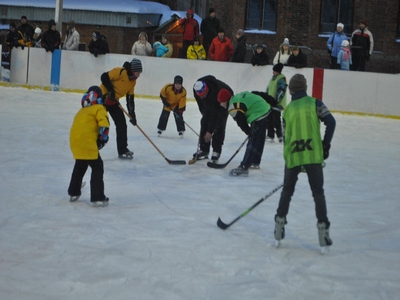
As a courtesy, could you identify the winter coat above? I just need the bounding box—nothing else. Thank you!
[193,75,233,133]
[100,66,137,101]
[337,48,352,70]
[179,17,199,41]
[187,44,206,60]
[273,46,292,65]
[209,36,233,62]
[232,35,247,63]
[162,42,173,58]
[160,84,187,111]
[63,28,80,50]
[153,42,168,57]
[351,27,374,58]
[131,32,152,56]
[5,29,24,49]
[326,31,348,58]
[70,104,109,160]
[200,16,220,49]
[251,49,269,66]
[41,28,61,52]
[89,36,109,56]
[17,23,34,40]
[286,50,308,68]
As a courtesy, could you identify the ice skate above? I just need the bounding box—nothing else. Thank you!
[249,163,260,169]
[211,152,220,163]
[178,131,184,138]
[266,137,274,143]
[157,130,163,137]
[229,165,249,177]
[118,149,133,160]
[317,222,332,254]
[192,150,209,160]
[69,195,80,202]
[91,197,109,207]
[274,215,286,247]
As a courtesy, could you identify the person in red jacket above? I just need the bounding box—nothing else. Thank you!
[208,27,233,62]
[179,9,199,58]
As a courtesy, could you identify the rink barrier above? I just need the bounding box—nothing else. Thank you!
[4,47,400,118]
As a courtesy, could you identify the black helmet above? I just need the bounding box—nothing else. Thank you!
[174,75,183,84]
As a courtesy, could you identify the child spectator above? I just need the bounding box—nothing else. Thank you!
[251,44,269,66]
[273,38,291,65]
[153,41,168,57]
[68,86,110,207]
[41,19,61,53]
[337,40,352,71]
[286,46,307,68]
[89,31,109,57]
[187,36,206,59]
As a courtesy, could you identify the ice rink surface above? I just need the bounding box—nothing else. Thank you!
[1,86,399,299]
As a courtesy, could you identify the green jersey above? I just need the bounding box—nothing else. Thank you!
[283,96,323,168]
[228,91,270,124]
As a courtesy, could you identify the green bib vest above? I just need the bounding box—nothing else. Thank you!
[283,96,323,168]
[267,73,287,108]
[230,92,270,124]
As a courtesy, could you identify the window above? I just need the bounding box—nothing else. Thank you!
[246,0,277,32]
[397,5,400,39]
[320,0,354,34]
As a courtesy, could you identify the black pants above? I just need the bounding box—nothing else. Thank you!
[241,118,267,168]
[68,156,105,201]
[276,163,330,226]
[157,109,185,132]
[329,56,339,69]
[181,40,194,59]
[266,109,282,139]
[106,103,128,155]
[199,110,228,154]
[351,55,366,71]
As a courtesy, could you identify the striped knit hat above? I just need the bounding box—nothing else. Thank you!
[130,58,143,73]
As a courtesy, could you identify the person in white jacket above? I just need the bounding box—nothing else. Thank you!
[63,20,80,51]
[131,32,152,56]
[273,38,291,65]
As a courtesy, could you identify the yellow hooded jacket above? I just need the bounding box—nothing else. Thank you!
[100,67,136,100]
[70,104,110,160]
[160,84,187,111]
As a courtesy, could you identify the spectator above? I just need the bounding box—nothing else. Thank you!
[131,32,152,56]
[63,20,80,51]
[351,19,374,72]
[68,86,110,207]
[337,40,352,71]
[153,41,168,57]
[326,23,348,69]
[273,38,291,65]
[192,76,234,162]
[5,23,24,50]
[273,74,336,251]
[286,46,307,68]
[88,31,109,57]
[33,27,43,48]
[251,44,269,66]
[218,90,271,176]
[41,19,61,53]
[231,29,247,63]
[265,63,287,143]
[179,9,199,58]
[160,35,173,58]
[200,7,220,56]
[17,16,34,42]
[157,75,187,138]
[187,36,206,60]
[208,28,233,62]
[100,59,143,159]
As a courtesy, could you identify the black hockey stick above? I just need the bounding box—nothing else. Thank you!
[207,136,249,169]
[217,182,284,230]
[119,104,186,165]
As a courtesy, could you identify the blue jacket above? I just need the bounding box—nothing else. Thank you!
[327,31,348,58]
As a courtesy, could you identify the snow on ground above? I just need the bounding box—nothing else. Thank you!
[0,86,399,299]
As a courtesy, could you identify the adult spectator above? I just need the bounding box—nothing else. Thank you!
[63,20,80,51]
[179,9,199,58]
[17,16,34,42]
[326,23,348,69]
[131,32,152,56]
[351,19,374,71]
[273,38,291,65]
[187,36,206,60]
[41,19,61,53]
[161,35,173,58]
[208,28,233,62]
[251,44,269,66]
[5,23,24,50]
[89,31,109,57]
[200,8,220,57]
[231,29,247,63]
[286,46,307,68]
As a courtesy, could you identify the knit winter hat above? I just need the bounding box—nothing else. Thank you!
[193,81,209,97]
[217,89,232,103]
[93,31,100,39]
[187,9,194,15]
[289,74,307,94]
[34,27,42,35]
[273,63,284,73]
[174,75,183,84]
[48,19,56,27]
[130,58,143,73]
[282,38,289,46]
[337,23,344,29]
[341,40,349,47]
[218,27,225,33]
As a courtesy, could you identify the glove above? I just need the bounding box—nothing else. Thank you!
[322,142,330,160]
[97,127,109,149]
[97,138,106,150]
[160,96,169,108]
[129,115,137,126]
[126,95,137,125]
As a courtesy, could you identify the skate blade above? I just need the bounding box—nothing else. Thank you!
[91,201,109,207]
[118,155,133,160]
[320,246,330,255]
[229,172,249,177]
[69,196,80,202]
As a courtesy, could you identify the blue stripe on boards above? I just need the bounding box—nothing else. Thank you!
[50,49,61,91]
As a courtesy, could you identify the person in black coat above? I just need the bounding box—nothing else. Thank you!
[41,19,61,53]
[5,23,24,50]
[192,75,234,161]
[200,8,220,57]
[251,44,269,66]
[89,31,109,57]
[17,16,34,42]
[231,29,247,63]
[286,46,307,68]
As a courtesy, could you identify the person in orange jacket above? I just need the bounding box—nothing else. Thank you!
[208,27,233,62]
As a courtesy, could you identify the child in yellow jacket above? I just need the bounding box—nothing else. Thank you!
[68,86,110,206]
[187,36,206,60]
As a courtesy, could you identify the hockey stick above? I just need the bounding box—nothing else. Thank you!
[188,135,201,165]
[168,107,200,137]
[217,182,284,230]
[119,104,186,165]
[207,136,249,169]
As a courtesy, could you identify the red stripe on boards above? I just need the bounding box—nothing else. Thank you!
[312,68,324,100]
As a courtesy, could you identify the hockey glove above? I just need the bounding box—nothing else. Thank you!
[126,95,137,125]
[97,127,109,150]
[322,142,330,160]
